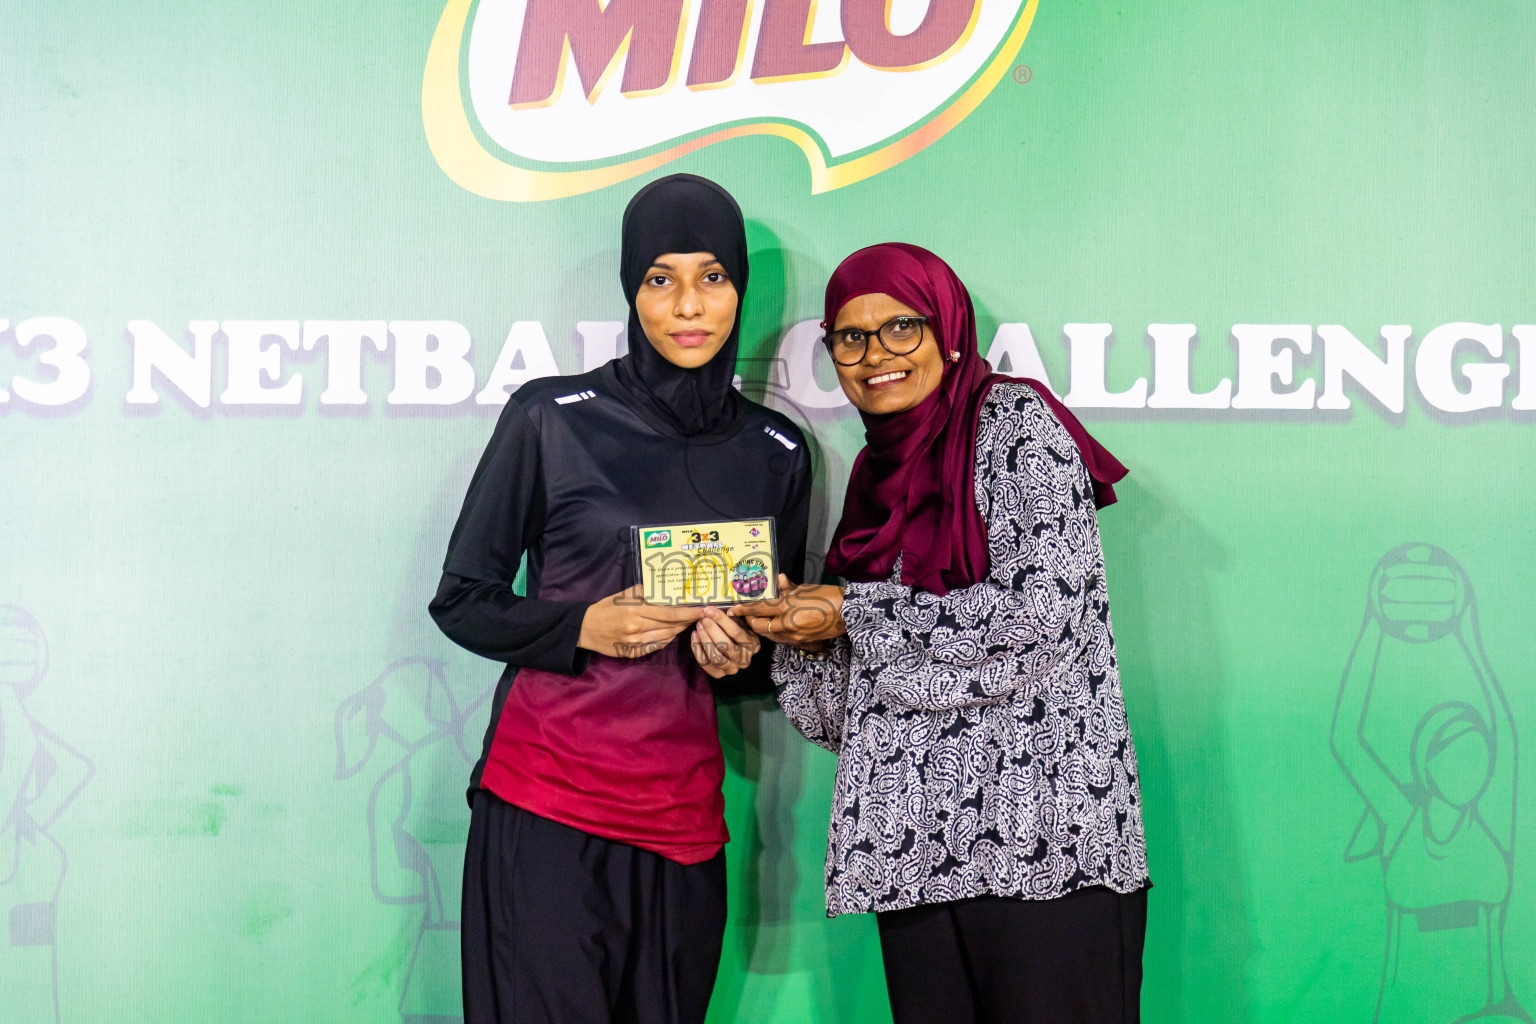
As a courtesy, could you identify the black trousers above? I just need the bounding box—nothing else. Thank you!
[877,886,1149,1024]
[461,790,727,1024]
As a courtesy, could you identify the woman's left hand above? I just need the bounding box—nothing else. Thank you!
[690,606,762,678]
[731,576,847,649]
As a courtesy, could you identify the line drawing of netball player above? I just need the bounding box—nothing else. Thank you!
[1331,544,1528,1023]
[0,605,94,1024]
[335,657,491,1024]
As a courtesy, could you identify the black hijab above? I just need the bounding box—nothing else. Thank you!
[611,174,749,438]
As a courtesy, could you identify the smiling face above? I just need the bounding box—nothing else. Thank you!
[831,292,947,415]
[633,251,739,370]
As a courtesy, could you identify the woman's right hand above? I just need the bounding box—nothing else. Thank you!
[730,575,847,650]
[579,585,708,658]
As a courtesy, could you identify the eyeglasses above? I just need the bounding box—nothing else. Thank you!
[821,315,929,366]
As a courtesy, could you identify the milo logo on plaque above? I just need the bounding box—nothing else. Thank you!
[424,0,1038,200]
[643,530,673,548]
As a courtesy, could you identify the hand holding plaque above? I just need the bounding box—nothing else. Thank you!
[633,519,779,606]
[730,575,847,650]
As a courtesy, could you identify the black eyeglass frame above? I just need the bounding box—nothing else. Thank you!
[820,315,931,366]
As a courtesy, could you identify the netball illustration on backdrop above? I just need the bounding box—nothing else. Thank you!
[334,658,493,1024]
[1331,545,1527,1023]
[0,605,94,1024]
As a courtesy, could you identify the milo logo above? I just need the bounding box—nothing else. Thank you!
[643,530,673,548]
[424,0,1037,200]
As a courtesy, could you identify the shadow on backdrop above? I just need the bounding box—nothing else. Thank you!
[335,657,493,1024]
[1331,544,1528,1023]
[717,696,800,966]
[711,222,882,1023]
[1098,477,1254,1022]
[0,605,94,1024]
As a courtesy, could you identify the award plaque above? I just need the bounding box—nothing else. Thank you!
[632,518,778,606]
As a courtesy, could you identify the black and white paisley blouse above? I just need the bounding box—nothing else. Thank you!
[774,382,1149,916]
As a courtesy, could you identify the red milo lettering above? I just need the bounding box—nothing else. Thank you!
[751,0,848,82]
[508,0,983,106]
[687,0,753,89]
[509,0,689,107]
[842,0,981,70]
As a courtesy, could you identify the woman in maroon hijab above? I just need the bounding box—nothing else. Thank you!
[736,243,1150,1024]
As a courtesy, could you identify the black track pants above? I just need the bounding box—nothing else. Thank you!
[877,886,1149,1024]
[461,790,726,1024]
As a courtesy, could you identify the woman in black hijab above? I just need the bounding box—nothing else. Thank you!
[429,174,812,1024]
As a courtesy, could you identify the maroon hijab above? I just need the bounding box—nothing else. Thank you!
[823,243,1128,595]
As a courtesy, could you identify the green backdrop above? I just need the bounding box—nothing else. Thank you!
[3,1,1533,1021]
